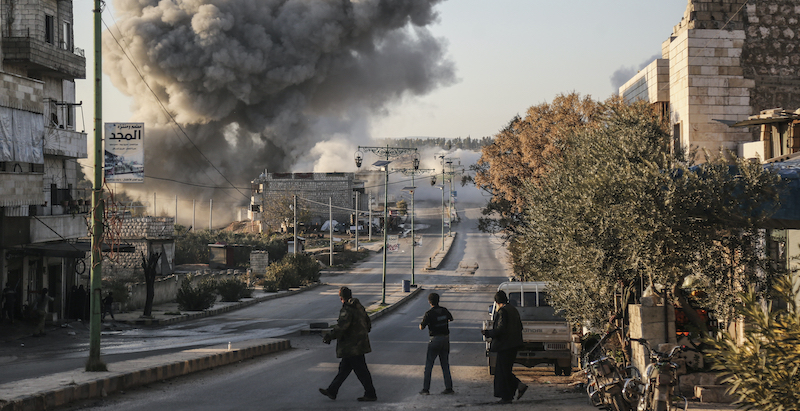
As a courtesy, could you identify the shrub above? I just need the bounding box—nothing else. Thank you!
[176,276,217,311]
[704,274,800,411]
[260,253,320,291]
[217,277,252,302]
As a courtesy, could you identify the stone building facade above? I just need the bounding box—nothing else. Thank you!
[620,0,800,158]
[103,217,175,278]
[0,0,87,321]
[249,172,359,232]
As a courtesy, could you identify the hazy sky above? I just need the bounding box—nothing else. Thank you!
[73,0,689,142]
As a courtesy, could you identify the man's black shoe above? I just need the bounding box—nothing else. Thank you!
[516,383,528,400]
[441,388,455,394]
[318,388,336,400]
[497,398,513,404]
[357,396,377,402]
[419,389,430,395]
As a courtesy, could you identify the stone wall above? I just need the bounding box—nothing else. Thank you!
[250,250,269,277]
[742,2,800,122]
[123,269,245,311]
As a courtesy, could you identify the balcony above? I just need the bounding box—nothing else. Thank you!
[43,127,87,158]
[29,213,88,243]
[2,37,86,79]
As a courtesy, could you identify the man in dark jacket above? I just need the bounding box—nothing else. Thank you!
[482,290,528,404]
[319,286,377,402]
[419,292,454,395]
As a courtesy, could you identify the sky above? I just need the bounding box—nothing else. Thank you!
[68,0,690,222]
[73,0,688,142]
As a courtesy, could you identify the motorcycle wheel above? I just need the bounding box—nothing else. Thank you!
[611,393,632,411]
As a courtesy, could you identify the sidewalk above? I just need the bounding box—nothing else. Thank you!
[0,237,436,411]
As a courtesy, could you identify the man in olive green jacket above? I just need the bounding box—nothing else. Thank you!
[319,286,377,402]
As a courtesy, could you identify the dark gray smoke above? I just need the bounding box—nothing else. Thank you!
[610,53,661,91]
[103,0,455,224]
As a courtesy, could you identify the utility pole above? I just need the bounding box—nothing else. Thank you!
[398,163,433,286]
[293,195,297,254]
[355,145,418,304]
[209,199,213,230]
[329,197,334,266]
[354,190,359,252]
[86,0,106,371]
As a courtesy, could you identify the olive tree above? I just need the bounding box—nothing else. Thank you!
[517,98,783,332]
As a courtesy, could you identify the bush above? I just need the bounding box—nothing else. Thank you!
[704,274,800,410]
[217,277,252,302]
[260,253,320,291]
[176,276,218,311]
[174,225,290,266]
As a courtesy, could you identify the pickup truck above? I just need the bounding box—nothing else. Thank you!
[483,281,576,376]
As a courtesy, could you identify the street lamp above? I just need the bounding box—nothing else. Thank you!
[355,145,418,304]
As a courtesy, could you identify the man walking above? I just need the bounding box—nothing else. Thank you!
[319,286,377,402]
[482,290,527,404]
[102,291,115,321]
[1,282,17,323]
[419,292,454,395]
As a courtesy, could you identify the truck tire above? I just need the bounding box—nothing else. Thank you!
[553,363,561,376]
[561,365,572,376]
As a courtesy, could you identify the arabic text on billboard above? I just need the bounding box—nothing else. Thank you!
[105,123,144,183]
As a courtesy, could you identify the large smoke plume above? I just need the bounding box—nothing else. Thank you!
[103,0,455,225]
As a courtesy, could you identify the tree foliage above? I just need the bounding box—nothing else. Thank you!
[474,92,602,237]
[704,274,800,411]
[259,253,321,291]
[515,97,783,330]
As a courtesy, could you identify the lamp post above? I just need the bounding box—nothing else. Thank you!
[398,159,432,286]
[355,145,418,304]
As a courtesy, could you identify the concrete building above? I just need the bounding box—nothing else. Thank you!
[619,0,800,159]
[248,171,385,234]
[0,0,88,321]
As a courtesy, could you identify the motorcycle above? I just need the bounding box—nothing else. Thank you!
[582,328,631,411]
[624,338,692,411]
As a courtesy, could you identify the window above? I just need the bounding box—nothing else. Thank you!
[45,15,55,44]
[61,21,72,51]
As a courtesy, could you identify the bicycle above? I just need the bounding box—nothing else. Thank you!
[624,338,692,411]
[582,328,631,411]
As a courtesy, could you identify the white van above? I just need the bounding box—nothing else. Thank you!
[483,282,576,376]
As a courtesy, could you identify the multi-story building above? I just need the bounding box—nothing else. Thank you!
[249,171,388,234]
[619,0,800,159]
[0,0,87,320]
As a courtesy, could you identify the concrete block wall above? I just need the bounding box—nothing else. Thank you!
[620,59,670,104]
[250,251,269,277]
[0,72,43,113]
[0,172,43,206]
[257,173,355,225]
[667,28,754,155]
[629,304,677,377]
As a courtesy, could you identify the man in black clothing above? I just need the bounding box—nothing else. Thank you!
[419,292,454,395]
[319,286,377,402]
[482,290,528,404]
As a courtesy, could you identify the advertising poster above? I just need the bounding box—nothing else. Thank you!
[105,123,144,183]
[388,235,400,252]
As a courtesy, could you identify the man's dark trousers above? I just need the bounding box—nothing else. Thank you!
[494,348,520,400]
[423,335,453,391]
[327,354,376,397]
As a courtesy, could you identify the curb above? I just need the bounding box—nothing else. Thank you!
[368,285,425,322]
[120,283,322,326]
[0,339,290,411]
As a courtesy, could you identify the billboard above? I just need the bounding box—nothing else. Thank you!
[105,123,144,183]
